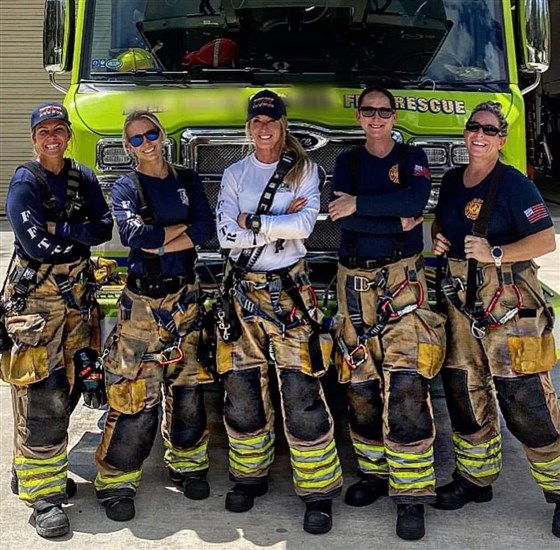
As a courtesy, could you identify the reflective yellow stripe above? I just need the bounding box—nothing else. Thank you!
[389,478,434,491]
[296,464,343,490]
[229,431,275,451]
[229,453,275,475]
[291,455,340,481]
[19,484,66,502]
[94,470,142,492]
[357,457,389,476]
[453,433,502,479]
[15,452,67,467]
[530,454,560,492]
[17,464,67,479]
[290,439,337,459]
[164,439,209,472]
[19,470,66,489]
[386,447,433,461]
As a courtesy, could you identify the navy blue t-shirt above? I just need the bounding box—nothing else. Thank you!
[331,143,431,260]
[6,161,113,264]
[435,163,553,259]
[111,167,214,277]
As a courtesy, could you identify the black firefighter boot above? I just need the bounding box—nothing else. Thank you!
[396,504,425,541]
[553,503,560,539]
[304,499,333,535]
[32,501,70,539]
[225,479,269,513]
[344,477,389,507]
[168,468,210,500]
[103,496,136,522]
[433,471,492,510]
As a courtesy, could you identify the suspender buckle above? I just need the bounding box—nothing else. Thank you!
[353,276,371,292]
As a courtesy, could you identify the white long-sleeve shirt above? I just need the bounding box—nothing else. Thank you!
[216,153,321,271]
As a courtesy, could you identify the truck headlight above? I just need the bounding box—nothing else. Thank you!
[419,146,448,166]
[451,145,469,165]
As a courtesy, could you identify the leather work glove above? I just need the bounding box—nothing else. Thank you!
[74,348,107,409]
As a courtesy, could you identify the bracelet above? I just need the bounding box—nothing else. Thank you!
[158,245,165,256]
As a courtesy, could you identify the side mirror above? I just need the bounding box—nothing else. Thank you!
[519,0,550,73]
[43,0,74,73]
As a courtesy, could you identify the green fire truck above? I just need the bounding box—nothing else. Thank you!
[42,0,557,345]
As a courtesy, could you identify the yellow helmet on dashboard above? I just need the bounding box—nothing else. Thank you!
[117,49,156,72]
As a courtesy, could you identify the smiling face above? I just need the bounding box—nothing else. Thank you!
[125,117,164,164]
[356,90,396,142]
[248,114,284,161]
[32,120,70,160]
[464,110,506,162]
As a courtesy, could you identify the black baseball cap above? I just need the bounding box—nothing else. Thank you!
[247,90,286,121]
[31,103,71,131]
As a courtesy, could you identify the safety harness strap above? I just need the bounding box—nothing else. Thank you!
[217,153,296,343]
[19,159,86,223]
[464,162,505,312]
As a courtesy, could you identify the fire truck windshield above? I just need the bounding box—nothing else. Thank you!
[85,0,507,88]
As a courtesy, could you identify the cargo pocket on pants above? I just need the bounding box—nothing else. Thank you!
[507,332,556,374]
[104,325,150,379]
[2,313,49,385]
[300,330,332,378]
[106,377,147,415]
[415,308,447,379]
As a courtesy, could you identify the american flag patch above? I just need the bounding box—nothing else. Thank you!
[523,203,549,224]
[413,165,431,178]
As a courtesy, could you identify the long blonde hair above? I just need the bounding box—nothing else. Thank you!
[245,116,312,187]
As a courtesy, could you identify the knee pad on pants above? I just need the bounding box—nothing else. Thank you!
[224,369,266,434]
[105,406,159,472]
[388,371,431,444]
[441,369,482,435]
[170,386,207,448]
[280,370,330,441]
[347,380,383,441]
[494,375,559,448]
[26,368,70,447]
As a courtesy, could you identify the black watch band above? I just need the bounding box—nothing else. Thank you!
[247,214,262,234]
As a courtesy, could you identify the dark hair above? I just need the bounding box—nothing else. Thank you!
[357,86,396,110]
[468,101,508,136]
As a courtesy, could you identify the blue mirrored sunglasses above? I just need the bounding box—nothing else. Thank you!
[128,128,160,147]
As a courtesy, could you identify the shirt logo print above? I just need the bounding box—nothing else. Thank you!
[389,164,400,184]
[465,198,483,220]
[178,188,189,206]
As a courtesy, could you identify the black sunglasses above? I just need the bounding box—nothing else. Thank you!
[358,106,395,119]
[465,121,503,137]
[128,128,161,147]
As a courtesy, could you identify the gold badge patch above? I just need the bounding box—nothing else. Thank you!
[465,198,483,220]
[389,164,400,184]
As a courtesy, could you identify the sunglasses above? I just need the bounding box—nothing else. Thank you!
[128,128,161,147]
[465,121,503,137]
[358,106,395,119]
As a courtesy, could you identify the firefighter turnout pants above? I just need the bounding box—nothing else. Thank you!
[441,259,560,503]
[1,258,99,507]
[216,262,343,502]
[335,255,446,503]
[95,284,212,502]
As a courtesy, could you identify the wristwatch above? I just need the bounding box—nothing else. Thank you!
[247,214,262,234]
[490,246,503,268]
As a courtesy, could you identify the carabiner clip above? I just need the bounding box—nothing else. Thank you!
[158,345,184,365]
[345,343,369,369]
